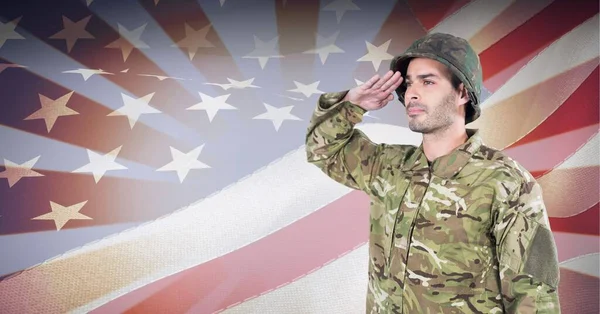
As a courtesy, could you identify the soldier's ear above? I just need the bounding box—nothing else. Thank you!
[457,83,469,106]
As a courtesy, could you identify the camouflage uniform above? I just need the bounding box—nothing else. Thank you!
[305,33,561,313]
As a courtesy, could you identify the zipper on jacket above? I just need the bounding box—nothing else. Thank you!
[398,169,433,309]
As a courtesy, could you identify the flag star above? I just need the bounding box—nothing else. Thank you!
[121,68,129,73]
[32,200,92,231]
[24,91,79,132]
[275,94,304,101]
[0,17,25,49]
[253,103,302,131]
[138,73,186,81]
[107,92,161,129]
[354,78,364,86]
[49,15,94,53]
[219,0,226,6]
[86,0,94,6]
[205,77,260,90]
[322,0,360,23]
[287,80,324,98]
[62,68,113,81]
[0,156,44,188]
[156,145,210,183]
[357,39,394,71]
[105,23,150,62]
[72,146,128,183]
[154,0,160,4]
[303,31,344,64]
[0,63,26,74]
[172,23,215,60]
[186,92,237,122]
[242,35,284,69]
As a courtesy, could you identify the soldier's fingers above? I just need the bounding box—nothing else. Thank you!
[372,70,394,90]
[362,74,381,89]
[380,71,402,91]
[383,73,403,95]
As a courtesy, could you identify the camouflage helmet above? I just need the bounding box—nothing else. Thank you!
[389,32,483,124]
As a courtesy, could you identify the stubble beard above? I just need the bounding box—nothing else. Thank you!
[408,92,456,134]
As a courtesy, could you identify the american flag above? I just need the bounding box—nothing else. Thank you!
[0,0,598,313]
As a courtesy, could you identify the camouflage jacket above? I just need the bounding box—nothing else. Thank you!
[305,91,561,313]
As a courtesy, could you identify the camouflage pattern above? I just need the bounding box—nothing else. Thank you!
[389,32,483,124]
[305,91,561,313]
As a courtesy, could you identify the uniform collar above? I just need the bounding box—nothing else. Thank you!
[402,129,482,179]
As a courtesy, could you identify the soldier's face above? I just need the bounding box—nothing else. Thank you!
[404,58,461,134]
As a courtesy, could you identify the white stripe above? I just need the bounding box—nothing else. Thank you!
[429,0,514,39]
[555,132,599,170]
[481,14,599,110]
[0,221,140,277]
[560,253,600,278]
[221,244,369,314]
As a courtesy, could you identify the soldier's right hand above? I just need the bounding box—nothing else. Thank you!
[343,70,403,111]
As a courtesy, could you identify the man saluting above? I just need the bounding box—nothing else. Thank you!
[305,32,561,313]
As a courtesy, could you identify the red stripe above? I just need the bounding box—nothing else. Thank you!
[558,268,600,313]
[508,66,599,148]
[406,0,473,30]
[92,191,371,314]
[504,124,598,175]
[479,0,598,88]
[550,204,599,236]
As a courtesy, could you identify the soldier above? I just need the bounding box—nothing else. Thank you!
[305,32,561,313]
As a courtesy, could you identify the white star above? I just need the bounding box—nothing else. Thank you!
[0,63,26,74]
[105,23,150,62]
[156,145,210,183]
[0,156,44,188]
[303,31,344,64]
[219,0,226,6]
[86,0,94,6]
[0,17,25,49]
[322,0,360,23]
[242,35,284,69]
[354,78,364,86]
[137,73,186,81]
[204,78,260,90]
[107,92,161,129]
[186,92,237,122]
[172,23,215,60]
[49,15,95,53]
[357,39,394,71]
[62,68,113,81]
[275,94,304,101]
[253,103,302,131]
[32,200,92,231]
[72,146,128,183]
[287,80,324,98]
[24,91,79,132]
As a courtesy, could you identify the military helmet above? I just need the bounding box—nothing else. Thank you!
[389,32,483,124]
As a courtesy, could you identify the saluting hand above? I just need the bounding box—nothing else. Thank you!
[344,70,403,111]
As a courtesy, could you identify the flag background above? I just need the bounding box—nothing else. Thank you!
[0,0,598,313]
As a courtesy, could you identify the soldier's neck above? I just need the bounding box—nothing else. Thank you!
[422,123,468,162]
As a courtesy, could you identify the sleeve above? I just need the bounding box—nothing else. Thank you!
[305,90,389,194]
[492,177,561,313]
